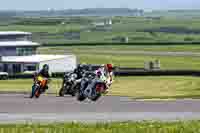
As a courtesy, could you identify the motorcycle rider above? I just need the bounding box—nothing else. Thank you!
[30,64,51,98]
[79,70,95,95]
[99,64,114,88]
[83,64,114,98]
[69,64,85,90]
[74,64,85,79]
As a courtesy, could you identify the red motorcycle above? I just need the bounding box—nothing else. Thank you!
[30,75,48,98]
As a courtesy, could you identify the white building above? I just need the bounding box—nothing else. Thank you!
[92,19,112,26]
[0,31,77,74]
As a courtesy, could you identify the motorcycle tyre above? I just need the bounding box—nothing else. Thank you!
[59,87,65,97]
[91,93,101,102]
[77,91,86,102]
[34,87,41,98]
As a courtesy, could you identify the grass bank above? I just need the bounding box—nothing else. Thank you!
[1,121,200,133]
[39,45,200,53]
[0,78,62,93]
[76,54,200,69]
[1,76,200,99]
[110,76,200,99]
[39,45,200,70]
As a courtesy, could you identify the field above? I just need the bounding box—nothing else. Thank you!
[0,78,62,94]
[1,76,200,99]
[2,17,200,43]
[39,45,200,53]
[111,76,200,99]
[0,121,200,133]
[39,45,200,69]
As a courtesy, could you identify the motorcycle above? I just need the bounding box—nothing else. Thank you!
[77,72,108,102]
[59,72,80,97]
[30,75,48,98]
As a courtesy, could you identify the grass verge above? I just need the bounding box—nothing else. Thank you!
[39,45,200,53]
[0,78,62,94]
[39,45,200,70]
[1,76,200,99]
[110,76,200,99]
[76,54,200,69]
[0,121,200,133]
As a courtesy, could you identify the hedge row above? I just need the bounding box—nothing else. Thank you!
[115,69,200,76]
[6,69,200,80]
[43,42,200,47]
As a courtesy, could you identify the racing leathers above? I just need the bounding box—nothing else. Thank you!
[83,67,113,98]
[30,69,51,98]
[66,66,85,91]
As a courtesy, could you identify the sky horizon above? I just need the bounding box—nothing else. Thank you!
[0,0,199,11]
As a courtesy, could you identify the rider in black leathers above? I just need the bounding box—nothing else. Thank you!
[73,64,84,79]
[62,64,85,92]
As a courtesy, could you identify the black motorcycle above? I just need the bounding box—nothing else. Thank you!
[59,72,80,97]
[77,71,104,102]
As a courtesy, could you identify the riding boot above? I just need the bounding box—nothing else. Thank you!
[43,86,48,93]
[30,85,35,98]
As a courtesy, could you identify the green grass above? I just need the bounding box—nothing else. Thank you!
[110,76,200,99]
[0,24,82,33]
[1,121,200,133]
[1,76,200,99]
[112,17,200,32]
[39,46,200,69]
[80,31,200,43]
[3,16,200,43]
[0,78,62,93]
[77,54,200,69]
[39,45,200,52]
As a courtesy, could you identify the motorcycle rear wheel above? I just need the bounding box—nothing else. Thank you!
[71,84,80,97]
[59,87,65,97]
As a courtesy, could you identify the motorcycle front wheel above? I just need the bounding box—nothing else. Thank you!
[34,86,41,98]
[91,93,101,102]
[76,91,86,101]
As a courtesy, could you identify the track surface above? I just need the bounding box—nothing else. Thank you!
[1,94,200,123]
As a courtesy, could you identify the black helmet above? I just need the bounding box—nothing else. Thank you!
[77,64,82,68]
[43,64,49,71]
[78,64,84,70]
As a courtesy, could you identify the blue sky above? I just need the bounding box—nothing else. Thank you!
[0,0,199,11]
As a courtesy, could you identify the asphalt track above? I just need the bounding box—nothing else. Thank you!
[1,94,200,123]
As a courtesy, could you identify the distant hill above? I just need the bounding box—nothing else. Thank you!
[0,8,144,17]
[145,10,200,18]
[0,11,17,18]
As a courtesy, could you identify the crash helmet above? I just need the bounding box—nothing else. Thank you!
[96,70,102,78]
[43,64,49,72]
[105,64,113,72]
